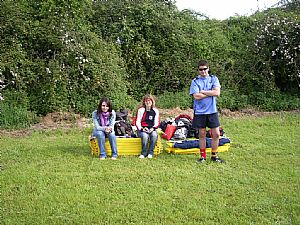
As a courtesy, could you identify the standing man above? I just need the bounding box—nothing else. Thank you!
[190,60,224,163]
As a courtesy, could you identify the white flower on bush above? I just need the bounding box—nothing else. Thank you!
[255,14,299,66]
[46,68,51,74]
[10,70,17,77]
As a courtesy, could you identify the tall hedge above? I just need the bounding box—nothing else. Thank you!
[0,0,133,115]
[1,0,299,121]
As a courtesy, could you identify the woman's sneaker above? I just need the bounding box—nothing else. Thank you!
[139,155,145,159]
[211,156,225,163]
[147,154,153,159]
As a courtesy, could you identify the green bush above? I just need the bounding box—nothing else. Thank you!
[0,91,38,129]
[1,0,299,126]
[218,89,249,110]
[156,89,300,112]
[253,8,300,93]
[1,1,134,117]
[156,89,192,109]
[249,91,300,111]
[156,89,250,111]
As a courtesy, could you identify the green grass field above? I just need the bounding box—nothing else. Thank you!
[1,112,299,225]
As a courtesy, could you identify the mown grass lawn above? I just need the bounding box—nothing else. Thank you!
[1,112,299,225]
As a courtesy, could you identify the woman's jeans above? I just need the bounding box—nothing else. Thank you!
[92,129,118,158]
[138,130,158,156]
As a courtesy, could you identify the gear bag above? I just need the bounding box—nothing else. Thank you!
[159,119,173,132]
[175,115,195,138]
[116,109,129,121]
[114,120,133,136]
[162,124,177,140]
[173,127,188,140]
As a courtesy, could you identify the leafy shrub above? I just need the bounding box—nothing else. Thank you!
[253,9,300,93]
[156,89,299,112]
[156,89,250,111]
[0,91,38,129]
[1,1,133,116]
[218,89,249,111]
[156,89,192,109]
[1,0,299,122]
[249,91,300,111]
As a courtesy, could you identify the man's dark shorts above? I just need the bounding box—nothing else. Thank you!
[192,113,220,129]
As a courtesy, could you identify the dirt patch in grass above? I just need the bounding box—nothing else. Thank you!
[0,108,298,137]
[0,112,91,137]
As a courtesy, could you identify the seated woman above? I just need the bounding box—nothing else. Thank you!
[92,97,118,160]
[135,94,160,159]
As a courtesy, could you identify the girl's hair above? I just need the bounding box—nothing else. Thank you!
[141,94,156,108]
[97,97,113,115]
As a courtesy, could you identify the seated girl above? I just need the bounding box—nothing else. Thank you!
[92,97,118,160]
[135,94,160,159]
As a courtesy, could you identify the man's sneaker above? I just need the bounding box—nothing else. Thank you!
[100,157,106,160]
[147,154,153,159]
[139,155,145,159]
[211,156,225,163]
[111,157,117,160]
[196,157,206,163]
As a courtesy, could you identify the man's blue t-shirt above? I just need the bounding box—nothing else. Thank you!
[189,75,221,115]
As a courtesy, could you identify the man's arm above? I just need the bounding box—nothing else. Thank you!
[200,87,220,97]
[193,92,208,100]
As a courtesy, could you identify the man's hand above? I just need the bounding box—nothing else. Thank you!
[200,87,220,97]
[193,92,207,100]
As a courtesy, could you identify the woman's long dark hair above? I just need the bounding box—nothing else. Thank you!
[97,97,113,116]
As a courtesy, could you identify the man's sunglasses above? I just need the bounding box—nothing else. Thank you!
[198,67,208,71]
